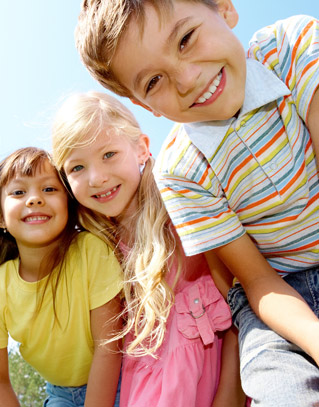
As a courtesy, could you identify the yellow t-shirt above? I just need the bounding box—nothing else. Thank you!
[0,232,123,386]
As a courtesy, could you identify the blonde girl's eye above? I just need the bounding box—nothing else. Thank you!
[104,152,115,159]
[180,29,194,50]
[146,75,162,94]
[71,165,84,173]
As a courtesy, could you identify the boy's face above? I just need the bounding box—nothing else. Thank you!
[112,0,247,123]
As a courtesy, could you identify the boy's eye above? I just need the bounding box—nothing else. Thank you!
[146,75,162,94]
[104,152,115,159]
[180,30,194,50]
[71,165,84,173]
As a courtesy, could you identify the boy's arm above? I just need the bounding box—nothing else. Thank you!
[84,296,122,407]
[0,347,20,407]
[214,233,319,365]
[307,87,319,168]
[212,326,246,407]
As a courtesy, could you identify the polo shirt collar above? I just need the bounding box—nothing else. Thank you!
[183,59,291,157]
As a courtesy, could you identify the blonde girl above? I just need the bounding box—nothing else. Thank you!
[52,91,246,407]
[0,147,122,407]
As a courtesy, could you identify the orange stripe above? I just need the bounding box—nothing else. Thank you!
[165,135,177,150]
[185,151,202,177]
[286,21,313,85]
[297,58,317,87]
[175,208,233,230]
[280,162,305,195]
[256,127,285,158]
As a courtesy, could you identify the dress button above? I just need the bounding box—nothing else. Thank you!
[240,120,246,127]
[194,298,199,304]
[270,163,278,170]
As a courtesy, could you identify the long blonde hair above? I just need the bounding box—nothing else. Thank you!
[52,91,178,355]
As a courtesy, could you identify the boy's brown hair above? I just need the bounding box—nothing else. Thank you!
[75,0,217,98]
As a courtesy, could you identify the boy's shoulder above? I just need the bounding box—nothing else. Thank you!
[155,122,195,175]
[248,14,317,52]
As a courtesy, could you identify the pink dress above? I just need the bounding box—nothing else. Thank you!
[120,243,232,407]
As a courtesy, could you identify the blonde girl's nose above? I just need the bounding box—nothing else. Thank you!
[88,169,108,188]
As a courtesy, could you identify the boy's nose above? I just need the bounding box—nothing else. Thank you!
[174,64,201,95]
[26,196,44,207]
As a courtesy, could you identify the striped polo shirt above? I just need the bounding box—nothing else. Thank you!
[154,15,319,274]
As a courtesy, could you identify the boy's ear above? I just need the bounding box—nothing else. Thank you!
[130,98,162,118]
[216,0,239,29]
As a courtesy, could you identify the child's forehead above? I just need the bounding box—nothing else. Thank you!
[6,160,58,184]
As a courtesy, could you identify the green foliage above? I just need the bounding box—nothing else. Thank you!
[8,350,46,407]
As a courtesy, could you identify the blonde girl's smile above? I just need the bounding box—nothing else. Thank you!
[63,130,150,221]
[92,185,121,202]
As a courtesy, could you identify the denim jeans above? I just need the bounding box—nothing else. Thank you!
[228,268,319,407]
[44,372,121,407]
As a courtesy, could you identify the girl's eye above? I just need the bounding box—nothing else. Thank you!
[146,75,161,94]
[11,190,25,196]
[104,152,115,159]
[180,30,194,50]
[43,187,57,193]
[71,165,84,173]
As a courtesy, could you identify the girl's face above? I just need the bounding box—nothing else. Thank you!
[63,130,149,224]
[0,160,69,250]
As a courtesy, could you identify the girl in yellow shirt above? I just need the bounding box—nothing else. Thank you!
[0,147,123,407]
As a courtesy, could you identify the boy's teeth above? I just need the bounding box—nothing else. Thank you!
[196,72,222,104]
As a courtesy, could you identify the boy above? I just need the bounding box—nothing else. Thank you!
[75,0,319,404]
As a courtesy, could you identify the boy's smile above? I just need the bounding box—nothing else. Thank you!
[111,0,247,123]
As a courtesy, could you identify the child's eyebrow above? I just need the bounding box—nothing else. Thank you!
[133,17,192,91]
[166,17,192,46]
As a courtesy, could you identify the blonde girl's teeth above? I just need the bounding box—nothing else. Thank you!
[198,97,206,103]
[203,92,212,98]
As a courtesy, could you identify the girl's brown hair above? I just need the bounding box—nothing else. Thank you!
[0,147,79,321]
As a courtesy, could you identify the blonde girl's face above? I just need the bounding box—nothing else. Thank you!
[63,130,150,223]
[0,160,69,250]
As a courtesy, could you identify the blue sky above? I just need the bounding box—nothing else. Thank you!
[1,1,318,161]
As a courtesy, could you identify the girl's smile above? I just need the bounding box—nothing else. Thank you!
[1,160,68,250]
[64,130,149,223]
[22,212,52,223]
[92,185,121,202]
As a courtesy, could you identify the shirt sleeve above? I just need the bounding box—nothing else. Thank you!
[154,126,245,257]
[248,15,319,123]
[78,233,123,310]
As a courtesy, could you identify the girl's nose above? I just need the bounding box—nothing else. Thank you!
[26,196,44,207]
[88,169,108,188]
[174,63,201,95]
